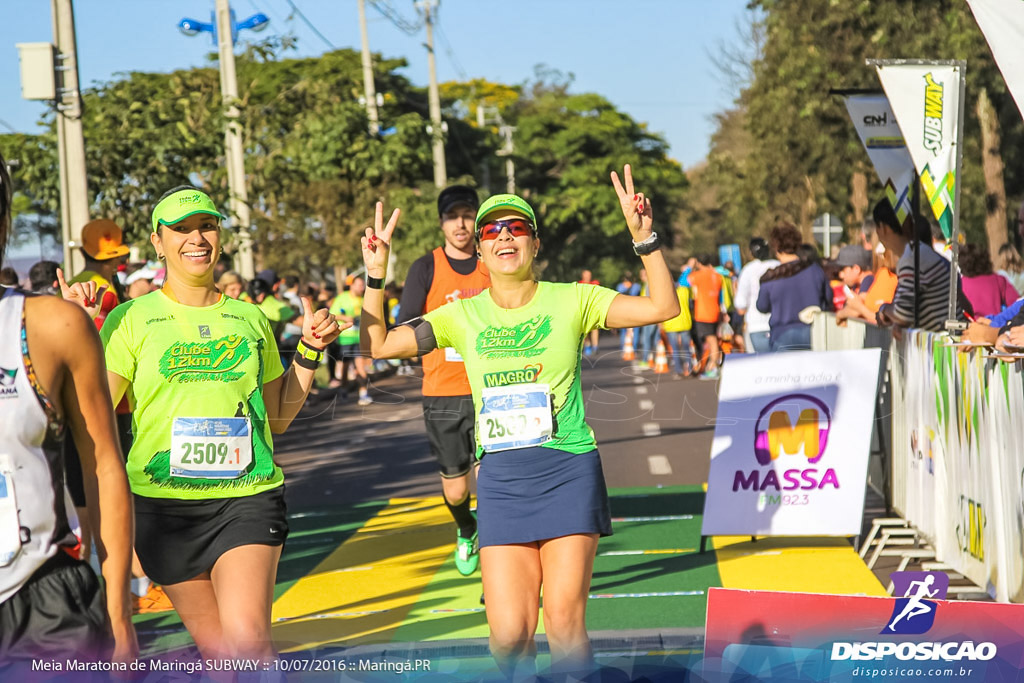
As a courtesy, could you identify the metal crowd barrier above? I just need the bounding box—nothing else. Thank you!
[812,313,1024,603]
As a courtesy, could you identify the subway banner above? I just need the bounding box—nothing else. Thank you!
[843,94,916,230]
[967,0,1024,120]
[701,350,882,536]
[702,587,1024,682]
[875,63,962,239]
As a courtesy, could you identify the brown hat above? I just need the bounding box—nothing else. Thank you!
[81,219,130,260]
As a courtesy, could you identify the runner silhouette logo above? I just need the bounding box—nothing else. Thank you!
[882,571,949,635]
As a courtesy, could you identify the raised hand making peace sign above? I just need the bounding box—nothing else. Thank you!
[610,163,654,242]
[361,201,402,279]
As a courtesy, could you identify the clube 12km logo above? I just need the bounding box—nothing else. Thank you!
[830,571,996,663]
[733,394,837,492]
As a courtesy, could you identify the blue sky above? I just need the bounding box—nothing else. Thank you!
[2,0,754,169]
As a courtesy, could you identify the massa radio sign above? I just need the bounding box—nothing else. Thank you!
[733,394,838,492]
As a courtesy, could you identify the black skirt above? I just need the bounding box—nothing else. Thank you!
[133,485,288,585]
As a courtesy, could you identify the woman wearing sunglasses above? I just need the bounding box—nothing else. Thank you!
[360,165,678,678]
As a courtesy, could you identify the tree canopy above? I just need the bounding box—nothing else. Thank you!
[1,45,687,285]
[684,0,1024,258]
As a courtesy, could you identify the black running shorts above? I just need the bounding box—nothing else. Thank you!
[694,321,718,341]
[422,395,477,478]
[133,485,288,586]
[0,552,112,670]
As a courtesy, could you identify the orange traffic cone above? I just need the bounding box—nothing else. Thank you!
[653,340,669,374]
[622,329,636,361]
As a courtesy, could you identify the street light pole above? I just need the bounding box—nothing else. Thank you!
[213,0,254,279]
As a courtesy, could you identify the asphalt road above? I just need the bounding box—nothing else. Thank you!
[273,335,719,509]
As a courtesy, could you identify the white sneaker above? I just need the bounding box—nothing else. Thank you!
[358,394,373,406]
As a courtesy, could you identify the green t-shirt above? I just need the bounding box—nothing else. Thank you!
[100,291,285,500]
[258,296,295,340]
[329,291,362,345]
[424,282,619,455]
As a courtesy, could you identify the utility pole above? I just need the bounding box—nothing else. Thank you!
[51,0,88,275]
[357,0,380,135]
[478,103,516,194]
[498,124,516,194]
[214,0,255,279]
[417,0,447,188]
[476,105,491,193]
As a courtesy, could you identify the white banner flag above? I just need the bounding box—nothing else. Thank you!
[844,94,916,230]
[701,349,881,536]
[875,63,962,239]
[968,0,1024,121]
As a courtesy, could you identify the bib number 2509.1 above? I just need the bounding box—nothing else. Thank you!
[170,417,252,479]
[478,383,553,453]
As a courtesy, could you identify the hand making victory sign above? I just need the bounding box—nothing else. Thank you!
[610,163,654,242]
[55,267,107,319]
[361,201,401,278]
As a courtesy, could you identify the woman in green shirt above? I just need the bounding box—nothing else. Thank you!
[359,165,679,678]
[100,186,343,662]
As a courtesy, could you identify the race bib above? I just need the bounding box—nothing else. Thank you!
[445,347,464,362]
[170,417,252,479]
[478,383,553,452]
[0,456,22,567]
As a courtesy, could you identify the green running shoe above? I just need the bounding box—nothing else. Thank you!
[455,528,480,576]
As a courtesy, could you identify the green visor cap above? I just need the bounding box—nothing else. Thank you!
[151,189,225,233]
[475,194,538,231]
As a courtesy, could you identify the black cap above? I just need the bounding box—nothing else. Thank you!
[437,185,479,218]
[256,269,278,287]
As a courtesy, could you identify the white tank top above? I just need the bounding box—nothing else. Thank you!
[0,287,75,604]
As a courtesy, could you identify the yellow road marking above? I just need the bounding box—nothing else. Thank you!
[712,535,887,596]
[271,497,452,651]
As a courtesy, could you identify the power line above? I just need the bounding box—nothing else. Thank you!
[281,0,337,50]
[368,0,421,35]
[248,0,289,28]
[435,22,466,81]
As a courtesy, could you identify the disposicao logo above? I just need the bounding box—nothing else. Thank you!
[831,572,996,663]
[883,571,947,635]
[733,394,837,492]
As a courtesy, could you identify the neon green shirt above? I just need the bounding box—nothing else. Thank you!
[258,295,295,340]
[424,282,618,455]
[329,291,362,345]
[100,291,285,500]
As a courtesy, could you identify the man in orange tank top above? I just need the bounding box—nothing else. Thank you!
[396,186,490,575]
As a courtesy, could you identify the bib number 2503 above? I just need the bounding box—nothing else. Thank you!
[170,417,252,479]
[478,383,553,453]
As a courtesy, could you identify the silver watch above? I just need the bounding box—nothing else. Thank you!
[632,231,661,256]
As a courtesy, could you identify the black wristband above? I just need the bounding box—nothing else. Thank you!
[366,275,385,290]
[292,350,320,370]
